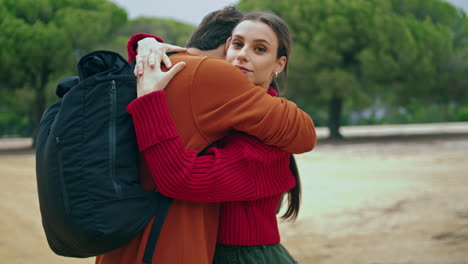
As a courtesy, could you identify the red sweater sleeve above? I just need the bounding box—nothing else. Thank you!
[127,91,296,203]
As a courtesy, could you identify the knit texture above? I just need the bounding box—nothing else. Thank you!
[127,91,295,245]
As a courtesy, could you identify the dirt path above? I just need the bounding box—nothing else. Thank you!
[1,135,468,263]
[281,136,468,263]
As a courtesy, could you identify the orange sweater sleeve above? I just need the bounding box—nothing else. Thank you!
[191,57,316,154]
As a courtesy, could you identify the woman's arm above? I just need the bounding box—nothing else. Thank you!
[127,33,317,154]
[127,91,295,203]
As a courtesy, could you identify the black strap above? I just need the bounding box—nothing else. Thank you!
[142,193,173,264]
[141,51,180,263]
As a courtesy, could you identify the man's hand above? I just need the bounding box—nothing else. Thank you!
[136,47,186,98]
[135,38,187,77]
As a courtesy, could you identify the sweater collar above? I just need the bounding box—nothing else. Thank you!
[267,86,278,97]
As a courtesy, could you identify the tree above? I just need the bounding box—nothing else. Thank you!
[0,0,127,144]
[98,16,195,56]
[388,0,468,104]
[238,0,466,139]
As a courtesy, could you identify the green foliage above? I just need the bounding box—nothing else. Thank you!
[0,112,29,136]
[98,17,195,56]
[0,89,33,136]
[1,0,467,138]
[238,0,468,137]
[456,106,468,121]
[122,17,195,46]
[390,0,459,26]
[0,0,128,141]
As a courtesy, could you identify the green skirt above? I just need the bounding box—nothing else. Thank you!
[213,243,299,264]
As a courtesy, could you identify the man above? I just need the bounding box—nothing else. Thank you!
[96,6,316,264]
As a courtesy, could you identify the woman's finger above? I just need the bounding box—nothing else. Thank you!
[164,44,187,53]
[165,61,186,81]
[134,62,138,77]
[134,54,144,77]
[152,61,185,91]
[152,49,163,69]
[148,52,156,68]
[162,53,172,69]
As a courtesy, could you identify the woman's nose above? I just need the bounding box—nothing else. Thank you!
[237,47,248,62]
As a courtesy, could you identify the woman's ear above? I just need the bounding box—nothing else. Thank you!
[274,56,287,75]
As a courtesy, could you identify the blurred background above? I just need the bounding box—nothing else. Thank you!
[0,0,467,263]
[1,0,468,139]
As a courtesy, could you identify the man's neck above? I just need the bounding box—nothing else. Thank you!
[187,48,214,57]
[187,47,202,55]
[187,45,225,59]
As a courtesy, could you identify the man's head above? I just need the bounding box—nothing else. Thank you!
[186,6,244,58]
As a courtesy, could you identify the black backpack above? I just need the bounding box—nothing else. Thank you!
[35,51,172,263]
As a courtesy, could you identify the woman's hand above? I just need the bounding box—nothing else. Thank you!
[136,48,186,97]
[134,37,187,77]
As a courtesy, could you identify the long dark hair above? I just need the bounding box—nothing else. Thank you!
[278,155,301,221]
[242,12,300,221]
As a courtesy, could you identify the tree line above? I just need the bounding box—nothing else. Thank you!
[1,0,467,140]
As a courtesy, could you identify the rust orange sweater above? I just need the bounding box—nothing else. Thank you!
[96,33,316,264]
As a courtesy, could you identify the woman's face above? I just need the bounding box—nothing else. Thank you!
[226,20,286,89]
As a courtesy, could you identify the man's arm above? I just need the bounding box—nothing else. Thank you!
[127,33,316,154]
[191,58,316,154]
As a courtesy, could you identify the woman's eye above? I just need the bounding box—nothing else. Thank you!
[255,46,266,53]
[232,41,243,48]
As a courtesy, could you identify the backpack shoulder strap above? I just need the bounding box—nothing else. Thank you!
[143,193,173,263]
[140,51,179,264]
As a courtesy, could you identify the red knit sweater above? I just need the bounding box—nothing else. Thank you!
[127,90,295,246]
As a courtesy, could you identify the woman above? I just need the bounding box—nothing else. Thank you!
[128,12,302,264]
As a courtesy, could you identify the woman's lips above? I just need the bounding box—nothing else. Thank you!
[235,65,253,73]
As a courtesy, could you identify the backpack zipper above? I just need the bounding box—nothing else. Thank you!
[56,137,71,214]
[110,80,122,196]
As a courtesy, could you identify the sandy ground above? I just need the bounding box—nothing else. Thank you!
[281,135,468,264]
[1,126,468,263]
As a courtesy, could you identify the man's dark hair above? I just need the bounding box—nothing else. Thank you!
[186,6,244,50]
